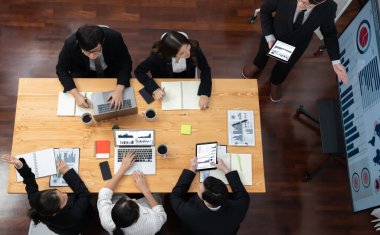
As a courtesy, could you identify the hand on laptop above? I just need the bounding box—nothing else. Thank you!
[108,85,125,110]
[211,159,230,174]
[189,157,197,172]
[119,152,135,173]
[1,154,23,169]
[199,95,209,110]
[152,88,165,100]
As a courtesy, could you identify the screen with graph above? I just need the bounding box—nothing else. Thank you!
[338,0,380,212]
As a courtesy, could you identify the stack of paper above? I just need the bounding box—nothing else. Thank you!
[161,81,200,110]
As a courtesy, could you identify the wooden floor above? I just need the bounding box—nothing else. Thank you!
[0,0,376,234]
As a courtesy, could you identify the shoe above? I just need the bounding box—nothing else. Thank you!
[242,64,261,79]
[270,83,282,102]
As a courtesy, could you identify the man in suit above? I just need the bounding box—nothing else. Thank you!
[56,25,132,109]
[242,0,348,102]
[170,158,250,235]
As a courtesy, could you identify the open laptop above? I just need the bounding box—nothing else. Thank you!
[91,87,138,121]
[113,129,156,175]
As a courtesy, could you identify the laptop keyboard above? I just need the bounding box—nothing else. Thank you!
[97,99,132,114]
[118,148,153,162]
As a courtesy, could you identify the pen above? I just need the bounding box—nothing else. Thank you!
[232,119,248,126]
[84,93,88,103]
[237,154,243,172]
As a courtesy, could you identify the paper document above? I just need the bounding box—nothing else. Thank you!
[161,81,200,110]
[57,91,93,116]
[228,110,255,146]
[16,149,57,182]
[50,148,80,187]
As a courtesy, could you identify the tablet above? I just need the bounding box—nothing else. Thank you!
[267,40,296,63]
[196,142,218,171]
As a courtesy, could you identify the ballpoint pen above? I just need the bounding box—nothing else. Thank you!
[84,93,88,103]
[237,154,243,172]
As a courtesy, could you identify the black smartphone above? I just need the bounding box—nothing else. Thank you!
[99,161,112,180]
[139,88,155,104]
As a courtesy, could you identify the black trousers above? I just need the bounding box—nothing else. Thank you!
[253,36,308,85]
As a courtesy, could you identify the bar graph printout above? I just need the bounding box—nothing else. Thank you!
[338,0,380,211]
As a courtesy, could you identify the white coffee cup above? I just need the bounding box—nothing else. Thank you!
[157,144,168,159]
[143,108,156,121]
[81,112,94,126]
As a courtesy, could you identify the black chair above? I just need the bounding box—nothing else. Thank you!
[296,99,346,181]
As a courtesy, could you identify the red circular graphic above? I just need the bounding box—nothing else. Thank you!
[361,168,370,188]
[359,28,369,48]
[352,173,360,192]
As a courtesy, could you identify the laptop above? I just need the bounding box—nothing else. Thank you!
[113,129,156,175]
[91,87,138,121]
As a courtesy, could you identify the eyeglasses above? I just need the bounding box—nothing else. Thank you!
[81,46,102,56]
[297,0,326,9]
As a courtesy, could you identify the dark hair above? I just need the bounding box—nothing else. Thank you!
[28,190,61,224]
[202,176,229,207]
[75,25,105,51]
[309,0,326,5]
[111,196,140,235]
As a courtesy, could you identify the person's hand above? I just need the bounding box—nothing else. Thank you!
[107,85,125,110]
[118,152,135,174]
[1,154,23,169]
[199,95,209,110]
[211,159,230,174]
[189,157,197,172]
[333,64,348,85]
[152,88,165,100]
[133,170,150,194]
[268,40,276,49]
[75,95,92,108]
[57,160,69,175]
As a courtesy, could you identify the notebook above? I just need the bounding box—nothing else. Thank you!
[113,129,156,175]
[50,148,80,187]
[91,87,138,121]
[96,140,110,158]
[161,81,200,110]
[57,92,93,116]
[16,148,57,182]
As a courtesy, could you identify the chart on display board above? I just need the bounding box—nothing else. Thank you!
[337,0,380,212]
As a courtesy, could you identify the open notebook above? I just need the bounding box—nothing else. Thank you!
[16,148,57,182]
[161,81,200,110]
[200,146,252,185]
[57,92,93,116]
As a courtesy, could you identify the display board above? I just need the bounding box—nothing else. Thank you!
[338,0,380,212]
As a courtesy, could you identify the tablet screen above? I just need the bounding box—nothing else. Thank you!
[267,40,296,63]
[196,142,218,171]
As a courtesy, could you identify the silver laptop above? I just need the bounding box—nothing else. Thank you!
[113,129,156,175]
[91,87,138,121]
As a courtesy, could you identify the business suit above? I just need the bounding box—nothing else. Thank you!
[56,27,132,92]
[134,46,212,97]
[170,169,250,235]
[17,158,93,235]
[254,0,339,85]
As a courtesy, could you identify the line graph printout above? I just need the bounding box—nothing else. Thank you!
[338,0,380,211]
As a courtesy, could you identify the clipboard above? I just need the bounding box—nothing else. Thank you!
[267,40,296,63]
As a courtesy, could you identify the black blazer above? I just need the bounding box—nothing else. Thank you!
[170,169,250,235]
[134,47,212,96]
[56,27,132,92]
[261,0,339,60]
[17,158,93,235]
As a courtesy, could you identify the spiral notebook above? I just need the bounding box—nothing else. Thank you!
[16,148,57,182]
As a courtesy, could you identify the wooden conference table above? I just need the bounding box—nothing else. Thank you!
[8,78,265,193]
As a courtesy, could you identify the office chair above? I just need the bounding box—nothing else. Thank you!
[295,99,346,181]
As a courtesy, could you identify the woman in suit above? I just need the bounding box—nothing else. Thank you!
[134,31,212,110]
[2,154,93,235]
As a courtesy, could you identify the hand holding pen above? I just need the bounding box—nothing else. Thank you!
[152,87,166,100]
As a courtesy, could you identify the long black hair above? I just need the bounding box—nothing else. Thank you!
[152,31,200,63]
[202,176,229,207]
[28,190,61,224]
[111,196,140,235]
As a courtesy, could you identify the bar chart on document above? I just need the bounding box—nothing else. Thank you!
[338,0,380,211]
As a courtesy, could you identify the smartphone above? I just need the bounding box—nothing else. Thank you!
[139,88,155,104]
[99,161,112,180]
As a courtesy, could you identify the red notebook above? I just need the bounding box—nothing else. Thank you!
[96,140,110,158]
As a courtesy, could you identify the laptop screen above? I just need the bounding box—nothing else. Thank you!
[114,129,155,147]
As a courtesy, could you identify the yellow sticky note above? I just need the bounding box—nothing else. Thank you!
[181,124,192,135]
